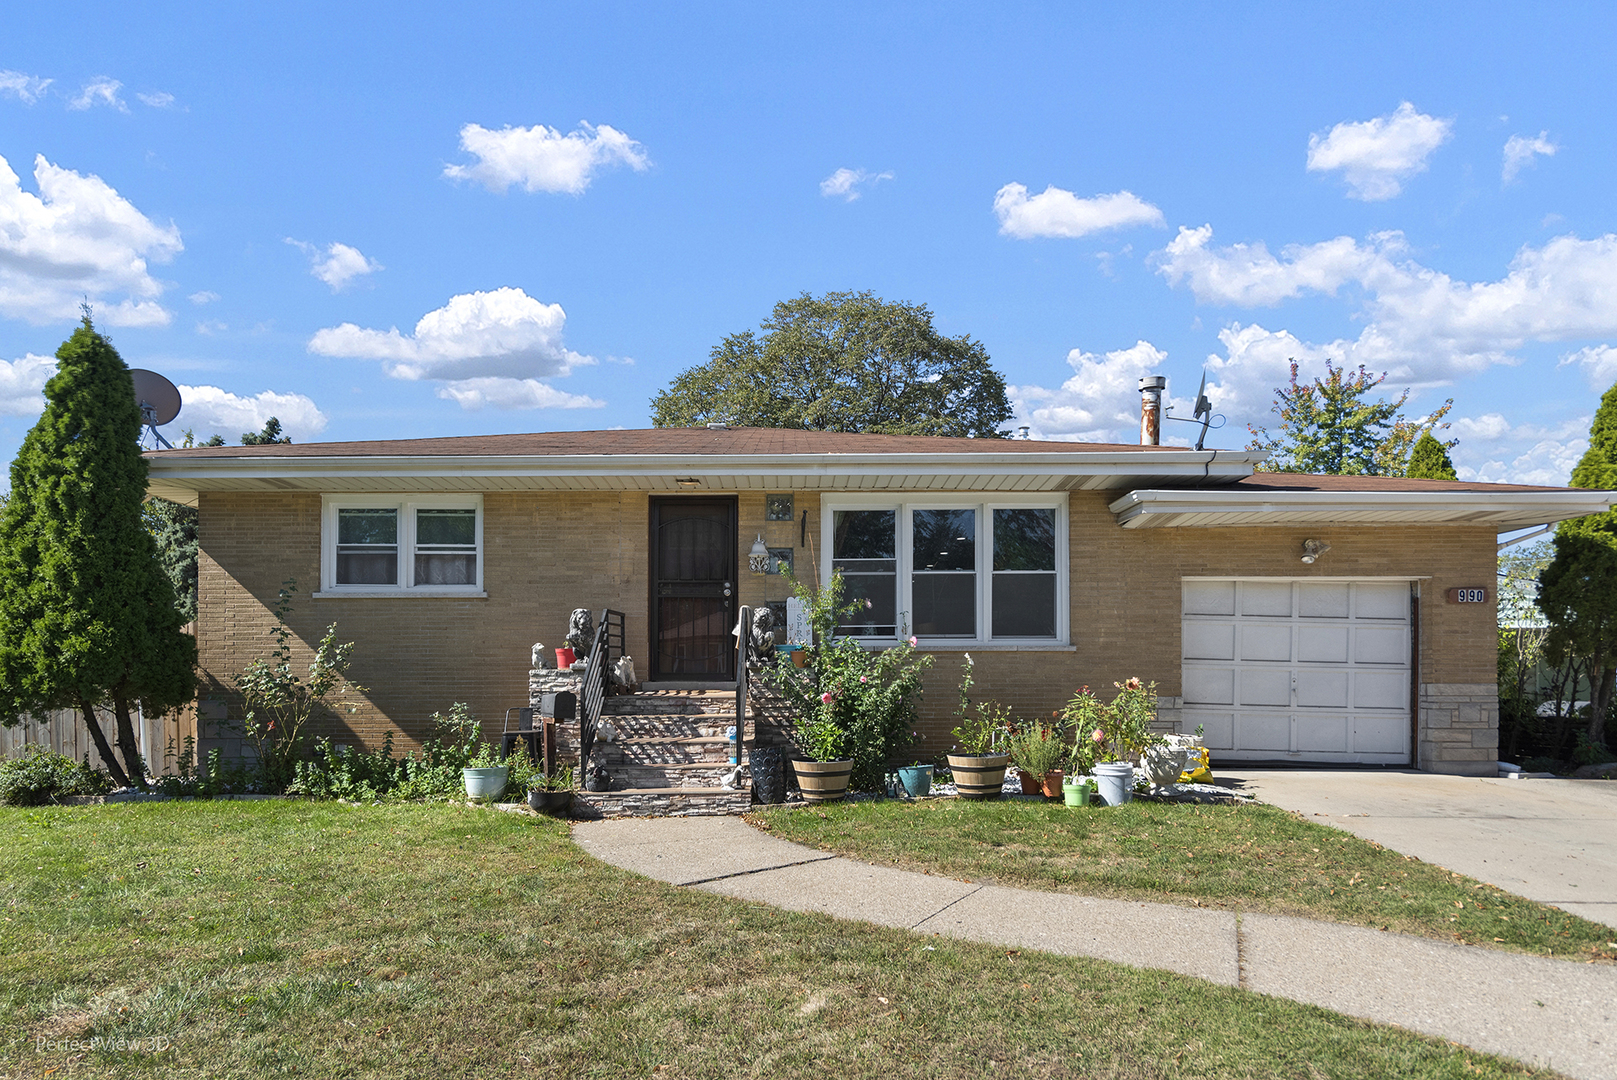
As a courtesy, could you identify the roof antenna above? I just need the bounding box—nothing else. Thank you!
[1163,368,1225,450]
[130,369,182,450]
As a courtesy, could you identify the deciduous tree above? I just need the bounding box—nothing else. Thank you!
[651,291,1012,438]
[1248,360,1452,475]
[1405,430,1459,480]
[0,317,197,786]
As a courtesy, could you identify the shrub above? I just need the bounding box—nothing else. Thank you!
[0,747,113,806]
[1005,720,1069,777]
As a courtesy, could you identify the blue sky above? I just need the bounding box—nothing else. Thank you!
[2,2,1615,484]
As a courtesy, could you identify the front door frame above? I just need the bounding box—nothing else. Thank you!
[647,495,738,682]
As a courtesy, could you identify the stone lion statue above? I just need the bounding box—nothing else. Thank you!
[747,605,775,667]
[531,642,547,669]
[565,608,594,655]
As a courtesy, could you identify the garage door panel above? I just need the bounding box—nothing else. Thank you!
[1297,714,1349,752]
[1355,582,1410,620]
[1299,583,1350,618]
[1238,624,1291,662]
[1236,711,1291,751]
[1183,622,1235,661]
[1354,626,1407,665]
[1354,670,1408,710]
[1183,666,1234,706]
[1184,579,1236,616]
[1298,625,1349,663]
[1240,582,1292,617]
[1296,670,1348,708]
[1238,668,1291,707]
[1354,713,1406,755]
[1185,710,1234,751]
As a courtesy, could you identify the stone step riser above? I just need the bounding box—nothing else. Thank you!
[604,763,739,788]
[603,696,737,718]
[576,789,752,818]
[595,743,736,766]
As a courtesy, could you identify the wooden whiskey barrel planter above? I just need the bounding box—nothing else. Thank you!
[947,754,1010,800]
[791,758,853,803]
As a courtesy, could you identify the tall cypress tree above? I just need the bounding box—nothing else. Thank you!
[1404,431,1459,480]
[0,316,197,786]
[1538,380,1617,752]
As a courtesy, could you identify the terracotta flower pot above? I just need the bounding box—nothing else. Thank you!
[1039,770,1065,798]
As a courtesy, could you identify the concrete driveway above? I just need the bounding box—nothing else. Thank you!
[1222,769,1617,930]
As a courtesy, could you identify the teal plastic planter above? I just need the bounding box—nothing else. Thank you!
[462,766,509,802]
[896,764,934,797]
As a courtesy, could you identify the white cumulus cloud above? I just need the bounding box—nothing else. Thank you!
[175,385,329,443]
[443,121,648,195]
[137,90,175,109]
[994,183,1163,239]
[1450,414,1591,486]
[1011,341,1171,443]
[1561,344,1617,391]
[308,287,601,410]
[68,77,127,112]
[0,354,57,415]
[288,239,382,291]
[0,152,182,326]
[0,70,51,104]
[188,290,220,305]
[1306,102,1452,201]
[433,378,604,410]
[820,167,893,201]
[1503,132,1557,184]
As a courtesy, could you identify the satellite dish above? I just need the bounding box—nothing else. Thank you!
[130,369,182,450]
[1162,367,1225,451]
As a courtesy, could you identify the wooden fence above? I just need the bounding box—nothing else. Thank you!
[0,705,192,776]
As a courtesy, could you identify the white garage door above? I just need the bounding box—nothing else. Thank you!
[1182,579,1412,764]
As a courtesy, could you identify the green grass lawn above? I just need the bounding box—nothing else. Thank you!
[749,798,1617,963]
[0,801,1570,1079]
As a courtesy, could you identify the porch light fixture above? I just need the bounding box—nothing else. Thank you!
[674,477,702,488]
[748,534,771,574]
[1301,538,1330,564]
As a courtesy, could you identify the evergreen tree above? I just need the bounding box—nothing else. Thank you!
[0,317,197,786]
[1248,360,1452,475]
[1405,430,1459,480]
[651,291,1012,438]
[1538,380,1617,751]
[241,417,290,445]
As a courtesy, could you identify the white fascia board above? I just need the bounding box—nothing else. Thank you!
[145,448,1267,493]
[1109,488,1617,529]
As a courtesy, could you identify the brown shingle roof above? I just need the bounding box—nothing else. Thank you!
[1228,471,1579,495]
[145,426,1190,459]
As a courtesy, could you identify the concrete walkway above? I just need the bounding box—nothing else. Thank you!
[1223,769,1617,930]
[574,815,1617,1080]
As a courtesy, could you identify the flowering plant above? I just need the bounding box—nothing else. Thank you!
[1005,719,1068,777]
[949,655,1010,756]
[1061,677,1163,766]
[769,568,933,786]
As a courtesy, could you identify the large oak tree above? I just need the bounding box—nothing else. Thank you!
[651,291,1013,438]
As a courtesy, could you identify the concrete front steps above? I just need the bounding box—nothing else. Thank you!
[575,688,753,819]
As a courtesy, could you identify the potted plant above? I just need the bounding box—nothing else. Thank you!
[1006,717,1068,798]
[461,741,509,802]
[527,764,575,814]
[1061,703,1103,808]
[946,656,1011,800]
[1068,678,1164,806]
[791,715,853,803]
[894,758,934,797]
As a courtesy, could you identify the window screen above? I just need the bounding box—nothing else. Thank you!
[991,508,1056,637]
[336,509,398,585]
[832,509,897,636]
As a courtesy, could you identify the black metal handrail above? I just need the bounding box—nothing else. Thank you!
[735,606,751,772]
[577,608,625,775]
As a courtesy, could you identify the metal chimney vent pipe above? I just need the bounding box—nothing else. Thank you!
[1138,375,1167,446]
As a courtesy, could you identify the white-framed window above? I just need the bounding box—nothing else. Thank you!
[320,495,483,594]
[820,494,1068,645]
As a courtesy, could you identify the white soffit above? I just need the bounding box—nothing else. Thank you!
[1109,488,1617,530]
[144,449,1266,506]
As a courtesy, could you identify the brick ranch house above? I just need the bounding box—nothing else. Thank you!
[145,423,1612,787]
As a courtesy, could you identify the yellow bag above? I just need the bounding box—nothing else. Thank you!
[1179,747,1211,784]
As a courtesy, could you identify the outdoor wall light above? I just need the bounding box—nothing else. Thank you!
[674,477,702,488]
[1301,539,1331,564]
[748,534,771,574]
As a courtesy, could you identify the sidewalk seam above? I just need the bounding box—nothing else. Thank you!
[909,883,986,931]
[1235,913,1248,990]
[675,854,840,887]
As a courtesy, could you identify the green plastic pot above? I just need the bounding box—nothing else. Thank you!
[1062,777,1093,807]
[896,764,934,797]
[462,766,509,802]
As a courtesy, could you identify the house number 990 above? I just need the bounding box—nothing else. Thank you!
[1445,587,1488,604]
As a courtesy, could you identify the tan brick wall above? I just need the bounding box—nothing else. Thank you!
[197,487,1499,769]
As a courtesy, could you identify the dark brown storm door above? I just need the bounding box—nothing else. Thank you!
[650,497,737,681]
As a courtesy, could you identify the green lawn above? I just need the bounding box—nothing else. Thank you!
[0,801,1569,1079]
[749,798,1617,963]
